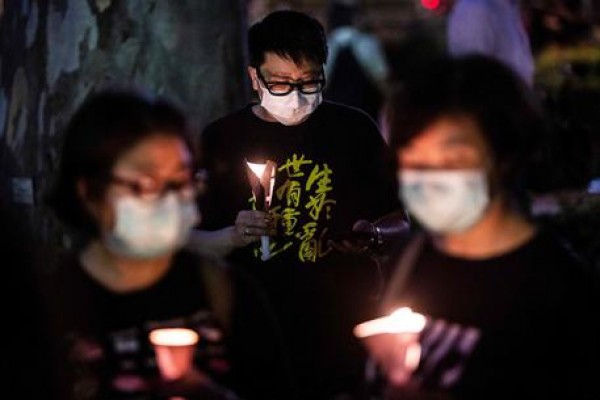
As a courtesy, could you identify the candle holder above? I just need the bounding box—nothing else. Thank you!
[149,328,199,382]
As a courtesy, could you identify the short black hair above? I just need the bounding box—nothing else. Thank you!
[248,10,328,68]
[48,89,195,237]
[389,54,550,208]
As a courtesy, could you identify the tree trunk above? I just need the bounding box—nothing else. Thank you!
[0,0,249,262]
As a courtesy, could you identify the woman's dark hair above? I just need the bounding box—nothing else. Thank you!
[389,54,551,210]
[248,10,328,68]
[48,89,195,237]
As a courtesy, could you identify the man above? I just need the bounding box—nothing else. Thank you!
[191,10,401,400]
[447,0,535,86]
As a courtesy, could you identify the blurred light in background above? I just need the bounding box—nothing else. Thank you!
[420,0,440,11]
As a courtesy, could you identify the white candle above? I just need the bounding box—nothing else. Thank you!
[260,236,270,261]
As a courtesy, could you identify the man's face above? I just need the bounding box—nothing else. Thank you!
[248,52,325,125]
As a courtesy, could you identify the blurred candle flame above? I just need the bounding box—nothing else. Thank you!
[149,328,199,347]
[354,307,426,338]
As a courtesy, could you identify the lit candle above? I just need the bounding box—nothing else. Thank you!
[246,160,276,261]
[354,307,426,384]
[149,328,199,382]
[246,162,266,177]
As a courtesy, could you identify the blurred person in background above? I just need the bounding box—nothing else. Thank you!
[447,0,535,86]
[362,54,600,400]
[529,0,600,198]
[324,0,390,124]
[528,0,593,55]
[46,89,291,400]
[449,0,597,229]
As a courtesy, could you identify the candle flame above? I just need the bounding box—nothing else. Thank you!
[353,307,426,338]
[149,328,199,347]
[247,161,267,179]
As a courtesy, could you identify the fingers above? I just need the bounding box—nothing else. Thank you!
[234,210,275,246]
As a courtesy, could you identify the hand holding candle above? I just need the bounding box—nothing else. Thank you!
[245,159,277,261]
[355,307,426,386]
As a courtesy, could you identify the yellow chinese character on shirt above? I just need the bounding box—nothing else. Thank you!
[297,221,318,262]
[279,154,312,178]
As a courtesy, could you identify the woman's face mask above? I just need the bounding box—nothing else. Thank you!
[399,169,490,234]
[103,192,199,259]
[259,87,322,126]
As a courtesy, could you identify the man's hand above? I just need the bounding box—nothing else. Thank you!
[232,210,276,247]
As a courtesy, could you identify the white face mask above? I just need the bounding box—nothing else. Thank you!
[103,192,199,259]
[399,169,489,234]
[259,87,322,126]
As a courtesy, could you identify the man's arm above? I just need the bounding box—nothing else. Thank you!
[187,227,241,259]
[187,210,274,259]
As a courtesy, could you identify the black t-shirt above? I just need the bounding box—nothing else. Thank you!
[382,231,600,400]
[199,101,400,400]
[50,251,229,399]
[49,250,291,400]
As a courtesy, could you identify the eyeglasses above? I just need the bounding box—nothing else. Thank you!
[256,69,326,96]
[109,174,199,201]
